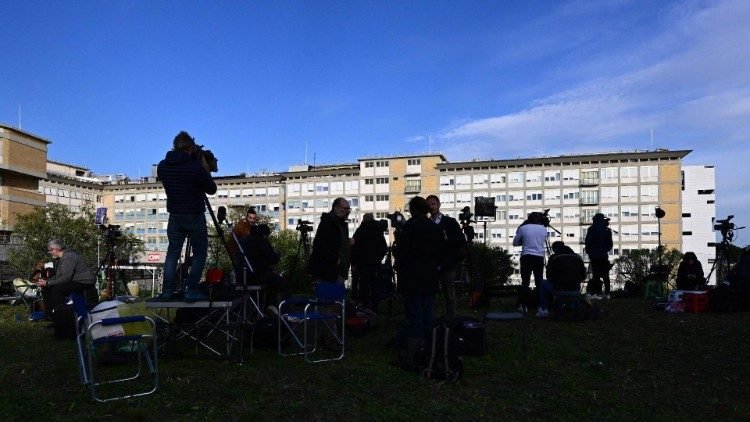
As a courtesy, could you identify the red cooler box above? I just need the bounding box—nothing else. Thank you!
[682,291,709,313]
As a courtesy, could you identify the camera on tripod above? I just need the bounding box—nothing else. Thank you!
[386,211,405,230]
[99,224,122,242]
[540,209,552,227]
[194,144,219,173]
[458,206,475,225]
[296,219,313,233]
[714,215,735,236]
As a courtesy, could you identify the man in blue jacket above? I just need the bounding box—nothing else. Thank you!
[154,131,217,302]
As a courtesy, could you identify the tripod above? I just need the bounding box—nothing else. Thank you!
[96,229,125,300]
[706,232,737,284]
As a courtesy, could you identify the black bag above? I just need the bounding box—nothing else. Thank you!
[417,324,464,381]
[251,316,281,349]
[450,316,485,356]
[53,304,76,340]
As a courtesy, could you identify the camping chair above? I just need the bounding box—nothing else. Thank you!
[72,293,158,402]
[482,284,527,352]
[278,282,345,363]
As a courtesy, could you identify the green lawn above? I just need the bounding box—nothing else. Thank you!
[1,296,749,421]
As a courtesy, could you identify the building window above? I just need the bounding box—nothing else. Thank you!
[682,213,691,217]
[375,194,389,201]
[683,231,693,235]
[364,179,374,185]
[365,162,374,168]
[375,160,389,167]
[376,178,388,184]
[698,189,714,195]
[407,158,421,165]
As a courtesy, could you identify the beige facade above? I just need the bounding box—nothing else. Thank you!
[0,125,49,228]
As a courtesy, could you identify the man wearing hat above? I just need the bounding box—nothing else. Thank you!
[585,213,614,299]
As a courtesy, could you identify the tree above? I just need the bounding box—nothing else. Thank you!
[469,243,516,286]
[614,246,683,296]
[8,204,144,278]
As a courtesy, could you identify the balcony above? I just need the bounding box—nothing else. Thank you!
[579,177,600,186]
[579,197,599,206]
[404,184,421,194]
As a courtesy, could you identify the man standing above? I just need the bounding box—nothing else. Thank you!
[351,213,388,310]
[426,195,466,318]
[585,213,614,299]
[35,239,96,313]
[309,198,352,284]
[154,131,217,302]
[513,212,548,315]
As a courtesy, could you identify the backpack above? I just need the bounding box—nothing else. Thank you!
[417,324,464,381]
[450,316,485,356]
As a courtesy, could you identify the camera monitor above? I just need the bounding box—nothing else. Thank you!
[474,197,496,218]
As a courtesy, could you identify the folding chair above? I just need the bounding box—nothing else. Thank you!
[482,284,527,351]
[278,282,345,363]
[73,293,159,402]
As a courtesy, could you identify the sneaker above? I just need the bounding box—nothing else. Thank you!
[284,315,301,323]
[266,305,279,317]
[148,292,174,302]
[517,305,527,313]
[536,308,549,318]
[183,289,208,303]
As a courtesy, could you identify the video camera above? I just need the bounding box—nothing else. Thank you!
[386,211,405,230]
[99,224,122,241]
[195,144,219,173]
[458,206,475,225]
[296,219,313,233]
[714,215,735,236]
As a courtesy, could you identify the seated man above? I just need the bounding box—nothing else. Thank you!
[546,241,587,292]
[236,221,291,314]
[35,239,96,315]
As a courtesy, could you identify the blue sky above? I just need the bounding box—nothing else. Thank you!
[2,0,749,241]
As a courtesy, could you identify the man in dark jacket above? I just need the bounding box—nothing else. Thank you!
[585,213,614,299]
[309,198,351,283]
[36,239,96,312]
[426,195,466,318]
[154,131,217,302]
[546,241,587,292]
[395,196,445,344]
[351,213,388,310]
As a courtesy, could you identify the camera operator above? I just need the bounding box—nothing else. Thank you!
[426,195,466,318]
[351,213,388,311]
[309,198,352,284]
[393,196,445,359]
[154,131,217,302]
[35,240,96,315]
[584,213,614,299]
[513,212,548,314]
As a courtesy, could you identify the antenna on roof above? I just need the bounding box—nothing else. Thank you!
[18,105,22,129]
[305,140,308,165]
[650,128,654,150]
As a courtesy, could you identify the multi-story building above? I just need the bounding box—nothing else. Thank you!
[0,125,718,286]
[0,124,49,263]
[436,151,690,262]
[681,165,717,283]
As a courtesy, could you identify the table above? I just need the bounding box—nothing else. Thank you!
[145,296,249,361]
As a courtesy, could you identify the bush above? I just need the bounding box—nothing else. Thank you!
[614,246,682,296]
[468,243,516,287]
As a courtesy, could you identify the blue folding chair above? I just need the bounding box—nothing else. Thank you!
[72,293,159,402]
[278,282,346,363]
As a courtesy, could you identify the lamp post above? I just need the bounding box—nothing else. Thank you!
[655,206,667,284]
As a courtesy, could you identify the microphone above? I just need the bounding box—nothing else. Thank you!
[217,206,227,224]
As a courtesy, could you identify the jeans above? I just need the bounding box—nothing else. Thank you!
[537,279,554,310]
[589,258,611,295]
[439,269,457,318]
[163,213,208,292]
[403,293,436,339]
[519,254,545,305]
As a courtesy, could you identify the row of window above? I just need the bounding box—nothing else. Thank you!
[41,186,98,201]
[440,166,658,187]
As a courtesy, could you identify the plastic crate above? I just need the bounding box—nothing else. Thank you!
[682,291,709,313]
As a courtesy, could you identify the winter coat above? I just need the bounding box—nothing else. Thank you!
[351,219,388,267]
[585,222,613,260]
[157,150,217,214]
[394,215,445,295]
[309,211,350,281]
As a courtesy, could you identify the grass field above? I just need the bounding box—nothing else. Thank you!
[1,295,749,421]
